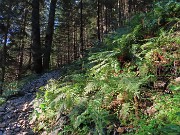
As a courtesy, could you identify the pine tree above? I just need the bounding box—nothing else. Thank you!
[31,0,43,73]
[43,0,57,71]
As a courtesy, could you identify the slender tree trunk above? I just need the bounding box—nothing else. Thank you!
[97,0,101,41]
[67,22,70,64]
[118,0,122,27]
[0,2,11,95]
[128,0,132,13]
[80,0,84,57]
[28,41,32,70]
[43,0,57,71]
[105,7,108,33]
[73,23,77,60]
[100,3,104,42]
[108,8,112,31]
[32,0,43,73]
[17,9,28,79]
[0,19,9,95]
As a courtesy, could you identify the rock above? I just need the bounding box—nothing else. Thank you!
[0,112,4,115]
[14,127,20,132]
[0,130,3,135]
[3,113,12,120]
[23,129,34,135]
[0,106,5,112]
[14,109,20,113]
[0,123,6,128]
[20,132,28,135]
[6,105,15,111]
[14,101,23,106]
[22,104,28,112]
[4,130,12,135]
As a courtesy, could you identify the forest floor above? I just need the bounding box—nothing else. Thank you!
[0,70,61,135]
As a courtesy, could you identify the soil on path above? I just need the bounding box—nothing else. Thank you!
[0,70,61,135]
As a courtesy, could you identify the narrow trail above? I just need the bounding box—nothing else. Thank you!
[0,70,61,135]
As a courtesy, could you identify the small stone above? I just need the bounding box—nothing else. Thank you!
[14,109,19,113]
[0,107,5,112]
[3,113,11,120]
[5,127,10,130]
[0,130,3,135]
[14,127,20,132]
[22,104,28,112]
[18,120,24,124]
[0,123,6,128]
[14,101,22,106]
[6,106,15,111]
[22,132,28,135]
[3,130,12,135]
[0,112,4,115]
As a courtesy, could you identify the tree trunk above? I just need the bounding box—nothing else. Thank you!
[0,2,11,95]
[118,0,122,27]
[80,0,84,57]
[73,23,77,60]
[31,0,43,74]
[97,0,101,41]
[105,7,108,33]
[128,0,132,13]
[67,22,70,64]
[43,0,57,70]
[17,9,28,79]
[0,19,9,95]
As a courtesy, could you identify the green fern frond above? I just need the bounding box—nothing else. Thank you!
[84,81,99,96]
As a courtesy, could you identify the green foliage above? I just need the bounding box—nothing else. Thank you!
[32,1,180,134]
[72,100,110,135]
[0,97,6,105]
[2,81,20,98]
[137,87,180,134]
[1,74,38,99]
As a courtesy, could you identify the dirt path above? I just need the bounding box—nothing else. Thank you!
[0,70,61,135]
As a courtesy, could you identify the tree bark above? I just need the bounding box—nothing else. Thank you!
[0,2,11,95]
[97,0,101,41]
[80,0,84,57]
[31,0,43,74]
[43,0,57,70]
[73,23,77,60]
[67,22,70,64]
[118,0,122,27]
[17,9,28,79]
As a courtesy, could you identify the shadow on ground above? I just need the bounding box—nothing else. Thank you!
[0,70,61,135]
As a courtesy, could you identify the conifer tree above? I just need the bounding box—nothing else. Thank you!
[31,0,43,73]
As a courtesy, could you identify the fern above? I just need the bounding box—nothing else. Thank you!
[84,81,99,96]
[72,100,110,135]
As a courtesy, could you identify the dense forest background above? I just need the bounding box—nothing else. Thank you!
[0,0,180,134]
[0,0,157,91]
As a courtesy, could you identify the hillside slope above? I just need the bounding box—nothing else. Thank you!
[0,1,179,135]
[31,1,180,135]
